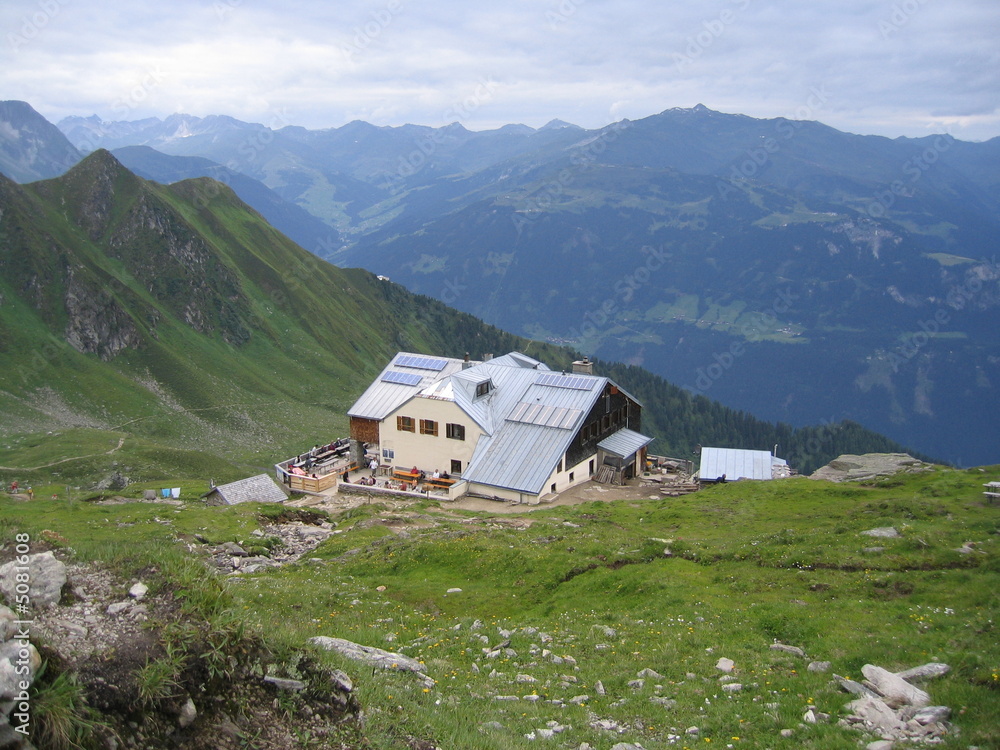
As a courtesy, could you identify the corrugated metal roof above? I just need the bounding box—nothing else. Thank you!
[697,447,781,481]
[462,422,579,495]
[598,428,653,458]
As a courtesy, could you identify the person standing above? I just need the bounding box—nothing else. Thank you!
[369,457,378,477]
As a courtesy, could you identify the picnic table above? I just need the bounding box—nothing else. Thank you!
[392,468,420,483]
[984,481,1000,504]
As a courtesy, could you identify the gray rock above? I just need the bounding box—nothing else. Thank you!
[807,661,831,673]
[263,676,306,691]
[803,708,817,723]
[685,726,700,735]
[0,551,67,609]
[595,680,606,696]
[780,728,794,738]
[309,636,433,686]
[721,683,742,692]
[866,742,894,750]
[637,668,663,679]
[770,643,806,657]
[650,697,677,708]
[516,674,538,683]
[0,606,17,642]
[834,674,880,698]
[716,657,735,672]
[845,694,905,733]
[128,582,148,600]
[628,679,645,690]
[479,721,503,732]
[446,588,462,594]
[178,697,197,728]
[896,663,951,682]
[569,694,589,705]
[610,744,645,750]
[329,669,353,693]
[861,664,931,708]
[106,601,132,615]
[861,527,901,538]
[911,705,950,724]
[0,639,41,698]
[221,541,248,556]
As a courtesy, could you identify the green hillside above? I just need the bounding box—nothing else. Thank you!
[4,464,998,748]
[0,151,922,493]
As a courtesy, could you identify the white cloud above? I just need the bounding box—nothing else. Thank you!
[1,0,997,140]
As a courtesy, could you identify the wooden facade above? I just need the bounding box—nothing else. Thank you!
[350,416,380,444]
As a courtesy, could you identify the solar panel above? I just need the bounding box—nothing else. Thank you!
[381,370,423,386]
[395,355,448,371]
[509,402,582,429]
[535,372,596,390]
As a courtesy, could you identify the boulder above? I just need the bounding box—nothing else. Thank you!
[861,664,931,708]
[0,551,67,609]
[896,663,950,683]
[309,636,433,686]
[861,527,901,538]
[845,694,905,733]
[715,657,735,672]
[770,643,805,657]
[807,661,831,673]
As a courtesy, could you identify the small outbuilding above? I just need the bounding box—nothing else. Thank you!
[202,474,287,506]
[697,447,789,482]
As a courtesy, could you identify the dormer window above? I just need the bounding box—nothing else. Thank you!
[475,380,493,398]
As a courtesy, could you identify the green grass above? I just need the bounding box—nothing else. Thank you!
[3,465,997,749]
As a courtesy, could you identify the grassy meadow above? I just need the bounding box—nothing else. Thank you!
[2,465,998,749]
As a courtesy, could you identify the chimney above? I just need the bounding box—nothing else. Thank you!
[572,356,593,375]
[462,352,472,370]
[482,353,493,361]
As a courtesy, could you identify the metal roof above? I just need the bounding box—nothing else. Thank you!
[347,352,468,421]
[204,474,286,505]
[598,428,654,459]
[462,422,580,495]
[697,447,785,481]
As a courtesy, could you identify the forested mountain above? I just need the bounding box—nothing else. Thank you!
[0,150,920,489]
[48,104,1000,466]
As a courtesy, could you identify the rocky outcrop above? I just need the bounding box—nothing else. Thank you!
[309,636,435,688]
[0,551,67,609]
[810,453,932,482]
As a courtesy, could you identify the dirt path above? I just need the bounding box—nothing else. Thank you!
[0,436,125,472]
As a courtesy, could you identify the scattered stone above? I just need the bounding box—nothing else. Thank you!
[866,742,894,750]
[309,636,434,686]
[911,706,950,724]
[0,551,67,608]
[178,697,197,728]
[595,680,606,696]
[480,721,503,732]
[628,679,645,690]
[263,676,306,691]
[495,695,520,701]
[861,664,931,708]
[716,657,735,672]
[685,726,700,735]
[517,674,538,683]
[637,668,663,679]
[446,588,462,594]
[128,582,148,600]
[845,694,905,734]
[860,527,901,539]
[770,643,805,657]
[610,744,645,750]
[808,661,831,673]
[803,708,817,723]
[221,541,248,556]
[329,669,353,693]
[569,695,589,705]
[590,719,623,732]
[722,683,742,693]
[834,674,880,699]
[106,601,132,615]
[896,663,951,683]
[780,728,794,738]
[650,697,677,708]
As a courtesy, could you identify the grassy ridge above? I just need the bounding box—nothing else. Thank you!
[3,465,997,748]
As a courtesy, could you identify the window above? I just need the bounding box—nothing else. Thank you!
[551,483,556,493]
[557,459,563,473]
[569,471,575,482]
[475,380,492,398]
[589,459,595,474]
[396,416,414,432]
[446,423,465,440]
[383,448,395,459]
[420,419,438,436]
[450,459,462,474]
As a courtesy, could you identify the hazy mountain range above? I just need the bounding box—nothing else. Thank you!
[2,100,997,466]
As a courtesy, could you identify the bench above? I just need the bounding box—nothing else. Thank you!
[425,477,456,490]
[392,469,420,483]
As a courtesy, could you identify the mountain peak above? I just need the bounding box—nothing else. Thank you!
[540,119,581,131]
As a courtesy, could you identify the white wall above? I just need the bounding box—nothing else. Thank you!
[382,396,483,475]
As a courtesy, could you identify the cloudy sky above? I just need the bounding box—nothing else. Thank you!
[2,0,998,141]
